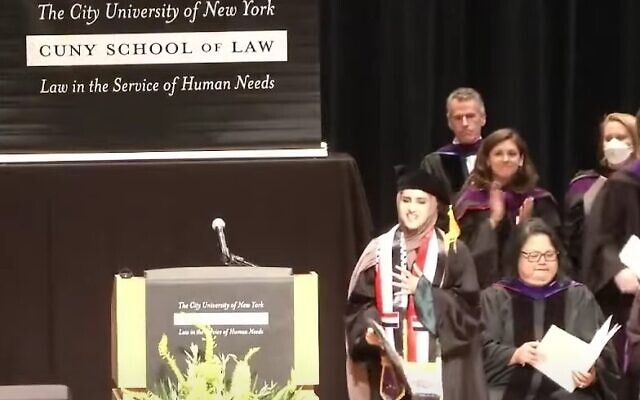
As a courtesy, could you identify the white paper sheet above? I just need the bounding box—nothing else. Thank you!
[620,234,640,277]
[532,316,620,393]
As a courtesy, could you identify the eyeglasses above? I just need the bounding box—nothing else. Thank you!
[520,250,558,263]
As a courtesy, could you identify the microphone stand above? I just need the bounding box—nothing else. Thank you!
[229,253,260,268]
[220,251,260,268]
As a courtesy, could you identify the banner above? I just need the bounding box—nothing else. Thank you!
[0,0,320,153]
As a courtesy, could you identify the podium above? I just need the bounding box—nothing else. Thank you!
[111,267,318,399]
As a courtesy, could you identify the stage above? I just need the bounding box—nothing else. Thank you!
[0,153,372,400]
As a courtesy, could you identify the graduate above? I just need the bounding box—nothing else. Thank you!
[421,87,486,200]
[481,218,619,400]
[455,128,561,289]
[582,158,640,400]
[345,167,488,400]
[564,112,638,277]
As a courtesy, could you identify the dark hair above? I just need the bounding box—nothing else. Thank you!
[501,218,570,279]
[467,128,539,192]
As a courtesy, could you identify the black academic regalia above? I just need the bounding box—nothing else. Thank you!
[627,292,640,400]
[420,141,482,201]
[345,233,488,400]
[455,187,562,289]
[481,280,619,400]
[563,169,603,278]
[581,161,640,400]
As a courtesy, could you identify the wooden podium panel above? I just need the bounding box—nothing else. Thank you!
[110,276,146,390]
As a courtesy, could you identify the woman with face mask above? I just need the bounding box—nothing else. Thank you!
[581,112,640,400]
[454,128,562,289]
[564,113,639,278]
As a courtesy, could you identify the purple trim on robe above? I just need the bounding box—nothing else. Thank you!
[625,159,640,178]
[566,173,600,198]
[454,186,554,219]
[495,278,581,300]
[436,140,482,157]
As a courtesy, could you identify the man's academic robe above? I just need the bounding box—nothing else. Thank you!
[420,141,482,201]
[481,279,619,400]
[345,230,488,400]
[455,187,561,289]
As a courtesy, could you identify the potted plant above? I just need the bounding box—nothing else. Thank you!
[128,324,305,400]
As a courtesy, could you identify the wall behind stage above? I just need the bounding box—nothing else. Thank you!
[0,0,320,152]
[322,0,640,230]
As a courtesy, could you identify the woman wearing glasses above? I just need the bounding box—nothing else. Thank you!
[455,128,561,289]
[481,218,618,400]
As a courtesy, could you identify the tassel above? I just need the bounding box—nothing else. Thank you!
[443,205,460,252]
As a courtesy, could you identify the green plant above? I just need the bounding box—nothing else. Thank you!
[128,324,303,400]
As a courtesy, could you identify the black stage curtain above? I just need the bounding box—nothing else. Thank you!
[0,155,372,400]
[323,0,640,231]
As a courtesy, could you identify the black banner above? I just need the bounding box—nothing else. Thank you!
[0,0,320,152]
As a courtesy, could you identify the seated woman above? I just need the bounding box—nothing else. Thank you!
[481,218,618,400]
[455,128,561,288]
[564,113,638,277]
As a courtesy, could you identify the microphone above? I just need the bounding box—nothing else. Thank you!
[211,218,231,263]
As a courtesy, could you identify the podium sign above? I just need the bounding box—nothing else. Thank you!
[111,268,318,393]
[145,267,294,386]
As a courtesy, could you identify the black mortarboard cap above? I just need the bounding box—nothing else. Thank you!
[395,165,450,205]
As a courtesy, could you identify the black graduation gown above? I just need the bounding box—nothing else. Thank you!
[481,281,619,400]
[581,162,640,374]
[563,169,603,279]
[420,141,482,201]
[627,292,640,400]
[456,189,561,289]
[345,235,488,400]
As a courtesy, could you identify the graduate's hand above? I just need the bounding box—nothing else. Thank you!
[517,197,534,224]
[572,367,596,389]
[365,327,384,348]
[509,341,539,367]
[488,183,505,228]
[391,264,423,296]
[614,268,640,294]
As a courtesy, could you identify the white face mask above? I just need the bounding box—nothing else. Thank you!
[603,138,633,167]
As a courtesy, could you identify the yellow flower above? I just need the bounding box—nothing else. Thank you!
[145,325,299,400]
[229,347,259,399]
[158,334,187,387]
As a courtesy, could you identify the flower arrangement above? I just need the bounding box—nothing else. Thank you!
[128,324,303,400]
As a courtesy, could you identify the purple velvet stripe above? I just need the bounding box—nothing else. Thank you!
[626,159,640,178]
[566,175,599,198]
[454,187,489,219]
[503,188,554,213]
[455,186,554,219]
[495,278,581,300]
[436,140,482,156]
